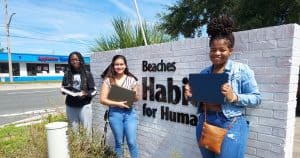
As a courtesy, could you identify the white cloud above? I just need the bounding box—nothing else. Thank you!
[108,0,136,17]
[59,33,88,40]
[0,0,176,55]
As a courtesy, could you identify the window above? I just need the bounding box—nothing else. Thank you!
[0,62,20,76]
[27,63,49,76]
[55,64,68,73]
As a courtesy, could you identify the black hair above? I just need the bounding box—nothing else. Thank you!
[101,55,137,84]
[207,16,235,48]
[65,51,88,91]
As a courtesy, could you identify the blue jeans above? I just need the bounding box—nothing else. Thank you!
[196,112,249,158]
[109,107,138,158]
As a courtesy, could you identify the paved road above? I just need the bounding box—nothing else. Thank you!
[0,83,64,126]
[0,88,64,115]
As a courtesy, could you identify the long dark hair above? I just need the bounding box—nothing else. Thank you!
[65,51,88,91]
[207,15,235,49]
[101,55,137,84]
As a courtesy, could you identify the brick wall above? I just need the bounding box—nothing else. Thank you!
[91,24,300,158]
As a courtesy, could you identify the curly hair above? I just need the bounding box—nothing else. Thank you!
[207,16,235,48]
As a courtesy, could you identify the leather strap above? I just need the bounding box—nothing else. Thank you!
[204,104,236,130]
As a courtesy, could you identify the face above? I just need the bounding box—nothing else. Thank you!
[113,58,126,75]
[209,39,232,67]
[70,54,81,70]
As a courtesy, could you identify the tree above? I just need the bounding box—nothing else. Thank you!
[235,0,300,31]
[158,0,300,38]
[91,17,172,52]
[158,0,239,38]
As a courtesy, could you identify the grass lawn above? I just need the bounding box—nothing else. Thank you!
[0,113,116,158]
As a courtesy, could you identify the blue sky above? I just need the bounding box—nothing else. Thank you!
[0,0,176,56]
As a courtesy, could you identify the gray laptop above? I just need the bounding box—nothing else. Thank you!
[108,85,135,106]
[189,73,229,104]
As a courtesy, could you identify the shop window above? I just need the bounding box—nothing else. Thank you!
[0,62,19,76]
[0,62,8,73]
[55,64,68,73]
[12,63,20,76]
[27,63,49,76]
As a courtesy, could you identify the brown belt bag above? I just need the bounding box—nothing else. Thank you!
[199,105,236,154]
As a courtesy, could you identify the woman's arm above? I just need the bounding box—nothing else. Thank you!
[132,83,139,101]
[85,72,97,97]
[99,79,129,108]
[235,69,261,107]
[61,72,69,95]
[234,66,261,107]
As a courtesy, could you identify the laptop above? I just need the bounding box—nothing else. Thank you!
[189,73,229,104]
[108,85,135,106]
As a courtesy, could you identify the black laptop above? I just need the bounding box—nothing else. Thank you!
[108,85,135,106]
[189,73,229,104]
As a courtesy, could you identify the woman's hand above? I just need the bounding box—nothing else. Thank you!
[118,101,130,109]
[221,83,237,103]
[79,91,87,97]
[184,84,192,100]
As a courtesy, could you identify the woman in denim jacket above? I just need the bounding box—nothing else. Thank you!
[100,55,139,158]
[185,16,261,158]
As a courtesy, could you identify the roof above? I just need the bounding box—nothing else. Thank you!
[0,52,90,64]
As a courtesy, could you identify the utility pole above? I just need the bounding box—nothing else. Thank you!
[4,0,15,82]
[132,0,147,46]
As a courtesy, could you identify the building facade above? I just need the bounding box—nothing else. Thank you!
[0,52,90,82]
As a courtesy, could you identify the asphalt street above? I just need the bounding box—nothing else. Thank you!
[0,86,65,126]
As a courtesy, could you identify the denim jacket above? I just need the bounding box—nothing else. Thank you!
[200,60,261,118]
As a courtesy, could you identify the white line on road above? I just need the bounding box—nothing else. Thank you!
[7,90,58,95]
[0,107,64,117]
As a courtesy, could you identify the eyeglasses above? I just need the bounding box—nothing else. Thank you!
[71,59,80,63]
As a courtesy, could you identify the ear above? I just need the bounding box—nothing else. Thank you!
[229,48,233,55]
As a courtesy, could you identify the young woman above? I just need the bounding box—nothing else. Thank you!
[100,55,139,158]
[61,51,96,135]
[185,16,261,158]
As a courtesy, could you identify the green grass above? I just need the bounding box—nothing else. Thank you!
[0,113,116,158]
[0,125,28,156]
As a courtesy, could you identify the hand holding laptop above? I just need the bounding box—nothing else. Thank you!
[183,77,192,100]
[108,85,135,108]
[220,83,238,103]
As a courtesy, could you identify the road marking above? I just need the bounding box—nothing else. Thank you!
[0,107,64,117]
[7,90,58,95]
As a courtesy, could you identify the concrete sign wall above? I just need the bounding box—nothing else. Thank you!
[91,24,300,158]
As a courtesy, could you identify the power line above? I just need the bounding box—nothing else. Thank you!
[0,33,93,46]
[0,25,95,44]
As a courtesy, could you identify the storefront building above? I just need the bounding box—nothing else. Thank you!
[0,52,90,82]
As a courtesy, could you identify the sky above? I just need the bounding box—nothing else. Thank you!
[0,0,176,56]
